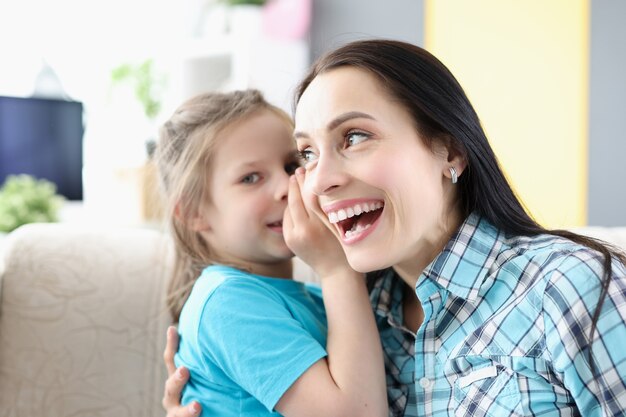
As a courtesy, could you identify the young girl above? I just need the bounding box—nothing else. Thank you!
[155,90,387,417]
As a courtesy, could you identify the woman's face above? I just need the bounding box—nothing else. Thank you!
[294,67,462,277]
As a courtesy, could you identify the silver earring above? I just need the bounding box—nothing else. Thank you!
[449,167,458,184]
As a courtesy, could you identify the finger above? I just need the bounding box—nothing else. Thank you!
[169,402,202,417]
[294,168,312,214]
[287,171,309,225]
[164,326,179,376]
[283,201,293,232]
[294,166,305,188]
[295,168,335,233]
[295,168,324,218]
[162,366,188,409]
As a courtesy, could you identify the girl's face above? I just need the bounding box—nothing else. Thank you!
[199,109,299,276]
[294,67,463,278]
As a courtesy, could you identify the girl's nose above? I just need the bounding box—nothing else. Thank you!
[275,170,290,201]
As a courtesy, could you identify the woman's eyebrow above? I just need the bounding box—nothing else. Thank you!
[294,111,376,140]
[293,131,309,140]
[328,111,375,130]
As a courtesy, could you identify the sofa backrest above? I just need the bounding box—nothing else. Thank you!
[0,223,625,416]
[0,223,174,416]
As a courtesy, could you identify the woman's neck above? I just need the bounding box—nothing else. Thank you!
[402,285,423,333]
[393,209,466,290]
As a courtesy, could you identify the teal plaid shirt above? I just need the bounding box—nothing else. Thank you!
[371,213,626,416]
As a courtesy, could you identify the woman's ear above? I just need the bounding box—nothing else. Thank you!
[447,150,468,178]
[435,136,468,179]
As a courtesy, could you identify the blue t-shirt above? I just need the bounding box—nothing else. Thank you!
[175,265,328,416]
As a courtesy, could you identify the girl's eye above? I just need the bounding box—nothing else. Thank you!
[241,173,261,184]
[284,160,301,175]
[346,131,371,147]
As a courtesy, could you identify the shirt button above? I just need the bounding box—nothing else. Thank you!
[419,377,431,389]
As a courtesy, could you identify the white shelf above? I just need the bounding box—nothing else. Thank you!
[182,36,234,59]
[174,6,310,112]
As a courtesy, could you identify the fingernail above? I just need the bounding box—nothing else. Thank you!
[189,402,200,415]
[295,167,304,176]
[176,367,185,380]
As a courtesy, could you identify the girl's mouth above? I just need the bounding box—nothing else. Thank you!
[325,201,384,241]
[267,220,283,233]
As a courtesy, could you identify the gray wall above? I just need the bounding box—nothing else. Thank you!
[309,0,424,61]
[306,1,625,226]
[589,0,626,226]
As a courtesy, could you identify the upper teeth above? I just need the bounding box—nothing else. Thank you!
[327,201,383,224]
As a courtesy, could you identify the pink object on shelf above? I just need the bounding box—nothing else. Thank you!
[262,0,312,40]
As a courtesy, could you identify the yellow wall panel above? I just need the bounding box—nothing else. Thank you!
[425,0,589,227]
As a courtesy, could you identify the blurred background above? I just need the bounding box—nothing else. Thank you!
[0,0,624,231]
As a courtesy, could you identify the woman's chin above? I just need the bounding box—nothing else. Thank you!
[346,253,387,274]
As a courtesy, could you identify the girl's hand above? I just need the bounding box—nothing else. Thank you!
[162,326,201,417]
[283,168,350,278]
[279,169,387,417]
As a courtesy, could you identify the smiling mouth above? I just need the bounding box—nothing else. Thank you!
[326,201,384,239]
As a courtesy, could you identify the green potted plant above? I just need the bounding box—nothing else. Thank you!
[109,60,168,223]
[0,175,65,233]
[110,59,165,123]
[110,58,168,158]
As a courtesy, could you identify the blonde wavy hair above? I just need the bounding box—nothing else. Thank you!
[155,90,293,322]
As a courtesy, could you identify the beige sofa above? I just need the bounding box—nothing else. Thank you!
[0,223,625,416]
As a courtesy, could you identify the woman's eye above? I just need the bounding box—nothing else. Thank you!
[241,173,261,184]
[297,148,317,164]
[346,131,370,147]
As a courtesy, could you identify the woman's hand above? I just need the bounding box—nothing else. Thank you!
[283,168,350,278]
[162,326,201,417]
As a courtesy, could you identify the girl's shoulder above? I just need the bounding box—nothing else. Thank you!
[179,266,292,332]
[191,265,318,311]
[303,282,322,299]
[193,265,281,303]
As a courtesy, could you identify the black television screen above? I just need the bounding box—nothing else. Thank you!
[0,95,84,200]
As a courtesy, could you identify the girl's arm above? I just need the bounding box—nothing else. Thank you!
[278,169,387,417]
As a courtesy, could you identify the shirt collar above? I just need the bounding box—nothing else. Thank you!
[418,212,504,302]
[369,269,407,328]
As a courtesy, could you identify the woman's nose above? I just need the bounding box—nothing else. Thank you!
[307,152,347,196]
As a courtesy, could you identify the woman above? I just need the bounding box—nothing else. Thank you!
[163,39,626,416]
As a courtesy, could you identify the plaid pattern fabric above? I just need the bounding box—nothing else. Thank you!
[371,272,418,417]
[371,213,626,416]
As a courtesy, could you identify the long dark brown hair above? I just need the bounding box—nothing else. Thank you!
[294,39,626,374]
